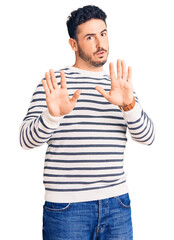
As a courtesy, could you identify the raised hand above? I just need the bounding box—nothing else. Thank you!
[42,69,81,117]
[95,59,134,107]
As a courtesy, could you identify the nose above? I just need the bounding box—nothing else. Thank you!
[95,36,103,49]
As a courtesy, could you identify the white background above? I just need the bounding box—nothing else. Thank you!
[0,0,174,239]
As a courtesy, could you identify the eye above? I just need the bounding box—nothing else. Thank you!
[101,32,107,37]
[87,36,93,40]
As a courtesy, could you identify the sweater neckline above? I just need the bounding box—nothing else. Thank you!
[68,66,106,78]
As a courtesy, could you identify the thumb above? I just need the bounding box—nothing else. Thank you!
[70,89,81,105]
[95,86,109,100]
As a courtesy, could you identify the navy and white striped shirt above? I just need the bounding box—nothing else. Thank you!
[19,66,155,203]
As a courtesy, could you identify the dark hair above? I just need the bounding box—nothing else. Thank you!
[66,5,107,40]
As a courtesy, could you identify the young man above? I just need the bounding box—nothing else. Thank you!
[20,5,155,240]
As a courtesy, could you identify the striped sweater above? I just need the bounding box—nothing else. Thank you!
[19,66,155,203]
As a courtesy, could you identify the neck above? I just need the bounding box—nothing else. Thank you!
[73,58,104,72]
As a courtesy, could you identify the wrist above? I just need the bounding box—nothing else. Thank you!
[119,97,136,111]
[48,110,63,117]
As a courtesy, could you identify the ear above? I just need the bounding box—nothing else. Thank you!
[69,38,78,52]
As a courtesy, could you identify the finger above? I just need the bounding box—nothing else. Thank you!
[45,72,53,92]
[49,69,58,89]
[121,60,127,80]
[95,86,109,100]
[117,59,122,79]
[109,62,117,88]
[109,62,116,79]
[60,71,67,89]
[42,79,50,96]
[127,66,132,82]
[70,90,81,105]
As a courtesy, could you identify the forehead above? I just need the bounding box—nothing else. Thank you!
[76,19,107,37]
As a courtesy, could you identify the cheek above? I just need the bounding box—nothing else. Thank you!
[105,38,109,49]
[85,43,96,54]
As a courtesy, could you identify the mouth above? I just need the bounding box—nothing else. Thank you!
[96,51,106,56]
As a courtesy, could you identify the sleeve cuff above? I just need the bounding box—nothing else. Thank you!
[121,101,143,123]
[41,109,63,128]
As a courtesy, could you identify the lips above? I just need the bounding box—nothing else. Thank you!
[96,51,105,55]
[94,48,107,56]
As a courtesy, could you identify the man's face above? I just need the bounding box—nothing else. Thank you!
[75,19,109,68]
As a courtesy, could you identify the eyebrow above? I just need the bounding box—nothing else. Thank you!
[84,29,107,38]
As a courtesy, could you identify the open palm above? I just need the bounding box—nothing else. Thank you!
[96,60,134,107]
[42,70,81,117]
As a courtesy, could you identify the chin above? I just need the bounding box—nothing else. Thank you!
[91,56,107,66]
[90,60,107,68]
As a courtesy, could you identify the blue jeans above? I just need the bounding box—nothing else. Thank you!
[42,193,133,240]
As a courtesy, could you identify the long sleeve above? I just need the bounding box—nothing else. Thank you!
[121,93,155,146]
[19,81,63,150]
